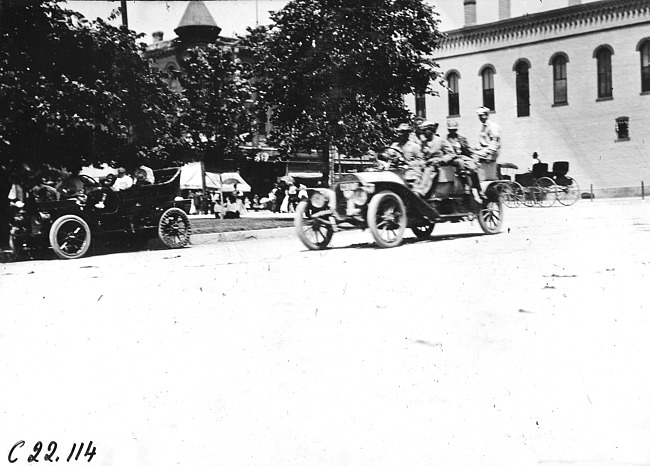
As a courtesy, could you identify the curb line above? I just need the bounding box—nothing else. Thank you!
[190,226,295,245]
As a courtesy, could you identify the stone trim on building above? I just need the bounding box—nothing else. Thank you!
[438,0,650,56]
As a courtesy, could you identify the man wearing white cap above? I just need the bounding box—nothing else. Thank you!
[475,106,501,162]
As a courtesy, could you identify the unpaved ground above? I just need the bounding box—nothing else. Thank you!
[1,199,649,466]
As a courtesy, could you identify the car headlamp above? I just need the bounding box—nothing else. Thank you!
[310,192,327,209]
[353,188,368,206]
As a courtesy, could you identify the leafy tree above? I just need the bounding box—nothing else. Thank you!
[0,0,186,173]
[178,44,257,171]
[246,0,444,157]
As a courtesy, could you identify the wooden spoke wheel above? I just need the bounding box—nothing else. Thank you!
[49,215,92,259]
[294,201,334,250]
[556,177,580,206]
[158,207,191,248]
[532,176,557,208]
[367,192,407,248]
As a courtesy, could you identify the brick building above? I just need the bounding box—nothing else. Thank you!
[409,0,650,193]
[144,0,240,93]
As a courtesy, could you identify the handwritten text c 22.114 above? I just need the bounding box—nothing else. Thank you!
[8,441,96,463]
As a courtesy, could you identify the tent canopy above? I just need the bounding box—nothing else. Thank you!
[180,163,251,192]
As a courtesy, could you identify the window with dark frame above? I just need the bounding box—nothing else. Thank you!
[481,68,495,111]
[447,73,460,116]
[641,41,650,93]
[615,117,629,140]
[553,55,568,104]
[415,93,426,118]
[515,61,530,117]
[596,47,613,99]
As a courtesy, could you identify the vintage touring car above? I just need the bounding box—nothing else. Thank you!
[294,161,504,249]
[10,167,192,259]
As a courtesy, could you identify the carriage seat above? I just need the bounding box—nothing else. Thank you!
[551,161,569,178]
[531,162,549,179]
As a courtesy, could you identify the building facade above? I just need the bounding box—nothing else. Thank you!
[409,0,650,193]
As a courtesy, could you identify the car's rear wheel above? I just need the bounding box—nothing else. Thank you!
[294,201,334,250]
[478,195,504,234]
[411,223,435,238]
[49,214,92,259]
[158,207,191,248]
[367,191,407,248]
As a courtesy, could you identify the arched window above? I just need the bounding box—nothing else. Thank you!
[639,40,650,93]
[514,60,530,117]
[447,71,460,116]
[594,46,613,99]
[551,54,568,104]
[480,66,495,111]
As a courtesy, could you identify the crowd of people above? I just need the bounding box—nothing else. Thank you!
[257,180,308,213]
[378,106,501,202]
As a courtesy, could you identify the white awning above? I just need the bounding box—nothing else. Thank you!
[289,172,323,179]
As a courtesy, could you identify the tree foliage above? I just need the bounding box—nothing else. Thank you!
[0,0,186,172]
[246,0,444,156]
[178,44,256,171]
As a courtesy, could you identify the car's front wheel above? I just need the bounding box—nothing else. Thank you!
[158,207,191,248]
[49,214,92,259]
[367,191,407,248]
[294,201,334,250]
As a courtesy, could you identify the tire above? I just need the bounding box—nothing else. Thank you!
[532,176,557,207]
[411,223,435,238]
[499,181,524,208]
[49,214,92,259]
[294,201,333,250]
[367,191,407,248]
[556,177,580,206]
[478,196,504,234]
[158,207,191,249]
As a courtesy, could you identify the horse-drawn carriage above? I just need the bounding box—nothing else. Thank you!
[294,160,505,250]
[496,160,580,208]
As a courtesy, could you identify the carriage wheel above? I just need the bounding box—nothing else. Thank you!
[556,177,580,206]
[158,207,191,248]
[522,186,536,207]
[49,214,92,260]
[294,201,334,250]
[411,223,435,238]
[367,192,407,248]
[499,181,525,208]
[532,177,557,207]
[478,196,504,234]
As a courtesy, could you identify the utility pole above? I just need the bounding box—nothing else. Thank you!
[120,0,128,28]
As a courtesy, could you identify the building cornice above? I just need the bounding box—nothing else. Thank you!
[437,0,650,56]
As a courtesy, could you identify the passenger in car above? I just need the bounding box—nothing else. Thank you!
[111,167,133,191]
[446,119,484,202]
[413,121,454,198]
[31,172,60,202]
